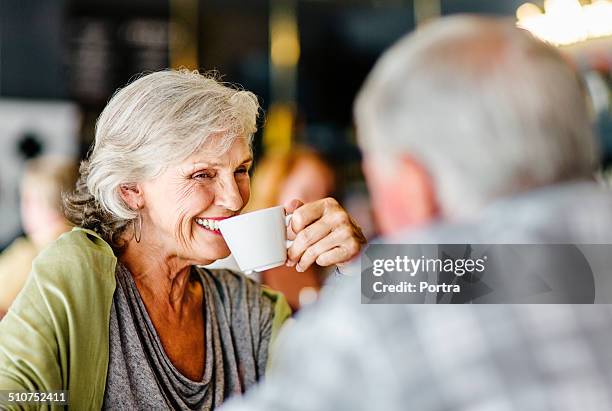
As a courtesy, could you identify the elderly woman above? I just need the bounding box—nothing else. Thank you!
[0,70,365,410]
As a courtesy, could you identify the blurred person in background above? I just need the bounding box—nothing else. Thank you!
[0,156,78,316]
[220,16,612,411]
[248,148,336,310]
[0,70,365,410]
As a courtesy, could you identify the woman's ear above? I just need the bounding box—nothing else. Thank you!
[119,183,144,211]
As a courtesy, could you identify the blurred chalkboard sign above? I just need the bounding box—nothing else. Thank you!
[67,0,170,104]
[0,0,169,103]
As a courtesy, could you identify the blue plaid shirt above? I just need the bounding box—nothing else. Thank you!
[221,182,612,411]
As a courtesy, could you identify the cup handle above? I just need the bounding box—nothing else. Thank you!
[285,213,293,248]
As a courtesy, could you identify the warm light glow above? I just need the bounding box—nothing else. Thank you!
[262,103,294,154]
[516,2,542,21]
[517,0,612,46]
[271,18,300,68]
[584,0,612,37]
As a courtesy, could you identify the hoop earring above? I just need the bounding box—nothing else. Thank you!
[134,213,142,243]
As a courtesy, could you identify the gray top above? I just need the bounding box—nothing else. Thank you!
[103,263,274,410]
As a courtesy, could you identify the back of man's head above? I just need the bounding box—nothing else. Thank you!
[355,15,598,222]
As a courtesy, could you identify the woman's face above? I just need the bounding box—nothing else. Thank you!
[138,137,252,265]
[278,157,334,206]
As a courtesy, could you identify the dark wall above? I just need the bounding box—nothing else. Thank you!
[0,0,68,98]
[198,1,270,108]
[298,2,415,127]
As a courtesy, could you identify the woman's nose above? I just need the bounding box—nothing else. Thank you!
[215,176,244,212]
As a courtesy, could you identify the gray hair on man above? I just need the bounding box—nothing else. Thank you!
[354,15,599,219]
[65,69,259,249]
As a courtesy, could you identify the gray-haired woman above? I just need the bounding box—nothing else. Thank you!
[0,70,365,410]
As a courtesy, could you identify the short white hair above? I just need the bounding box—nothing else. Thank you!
[65,69,259,249]
[89,69,259,220]
[355,15,599,218]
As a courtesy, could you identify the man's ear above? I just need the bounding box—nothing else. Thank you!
[363,154,439,236]
[397,154,439,224]
[119,183,144,211]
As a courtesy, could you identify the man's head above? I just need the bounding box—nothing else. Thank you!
[355,16,598,236]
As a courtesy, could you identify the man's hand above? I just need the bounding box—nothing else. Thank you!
[284,198,367,272]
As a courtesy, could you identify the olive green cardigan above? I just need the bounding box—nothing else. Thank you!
[0,228,291,410]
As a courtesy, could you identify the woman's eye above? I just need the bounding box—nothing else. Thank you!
[235,167,249,175]
[193,171,215,179]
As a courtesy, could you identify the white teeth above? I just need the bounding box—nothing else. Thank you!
[196,218,220,231]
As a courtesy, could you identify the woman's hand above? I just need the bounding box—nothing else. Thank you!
[285,198,367,272]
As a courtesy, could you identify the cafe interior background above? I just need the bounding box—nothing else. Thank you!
[0,0,611,309]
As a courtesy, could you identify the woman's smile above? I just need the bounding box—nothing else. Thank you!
[194,216,232,236]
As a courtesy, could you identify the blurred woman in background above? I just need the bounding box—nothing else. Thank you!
[248,149,336,310]
[0,156,78,315]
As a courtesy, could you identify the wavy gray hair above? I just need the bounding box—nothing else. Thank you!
[64,69,259,251]
[355,16,599,219]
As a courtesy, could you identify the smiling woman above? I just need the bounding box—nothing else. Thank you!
[0,69,365,410]
[123,136,253,266]
[66,70,259,253]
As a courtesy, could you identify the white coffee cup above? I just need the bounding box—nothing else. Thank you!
[218,205,291,273]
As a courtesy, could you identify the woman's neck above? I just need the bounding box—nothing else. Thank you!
[119,239,196,313]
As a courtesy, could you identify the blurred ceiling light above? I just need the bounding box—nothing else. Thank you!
[271,17,300,68]
[262,103,294,154]
[517,0,612,46]
[516,2,543,20]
